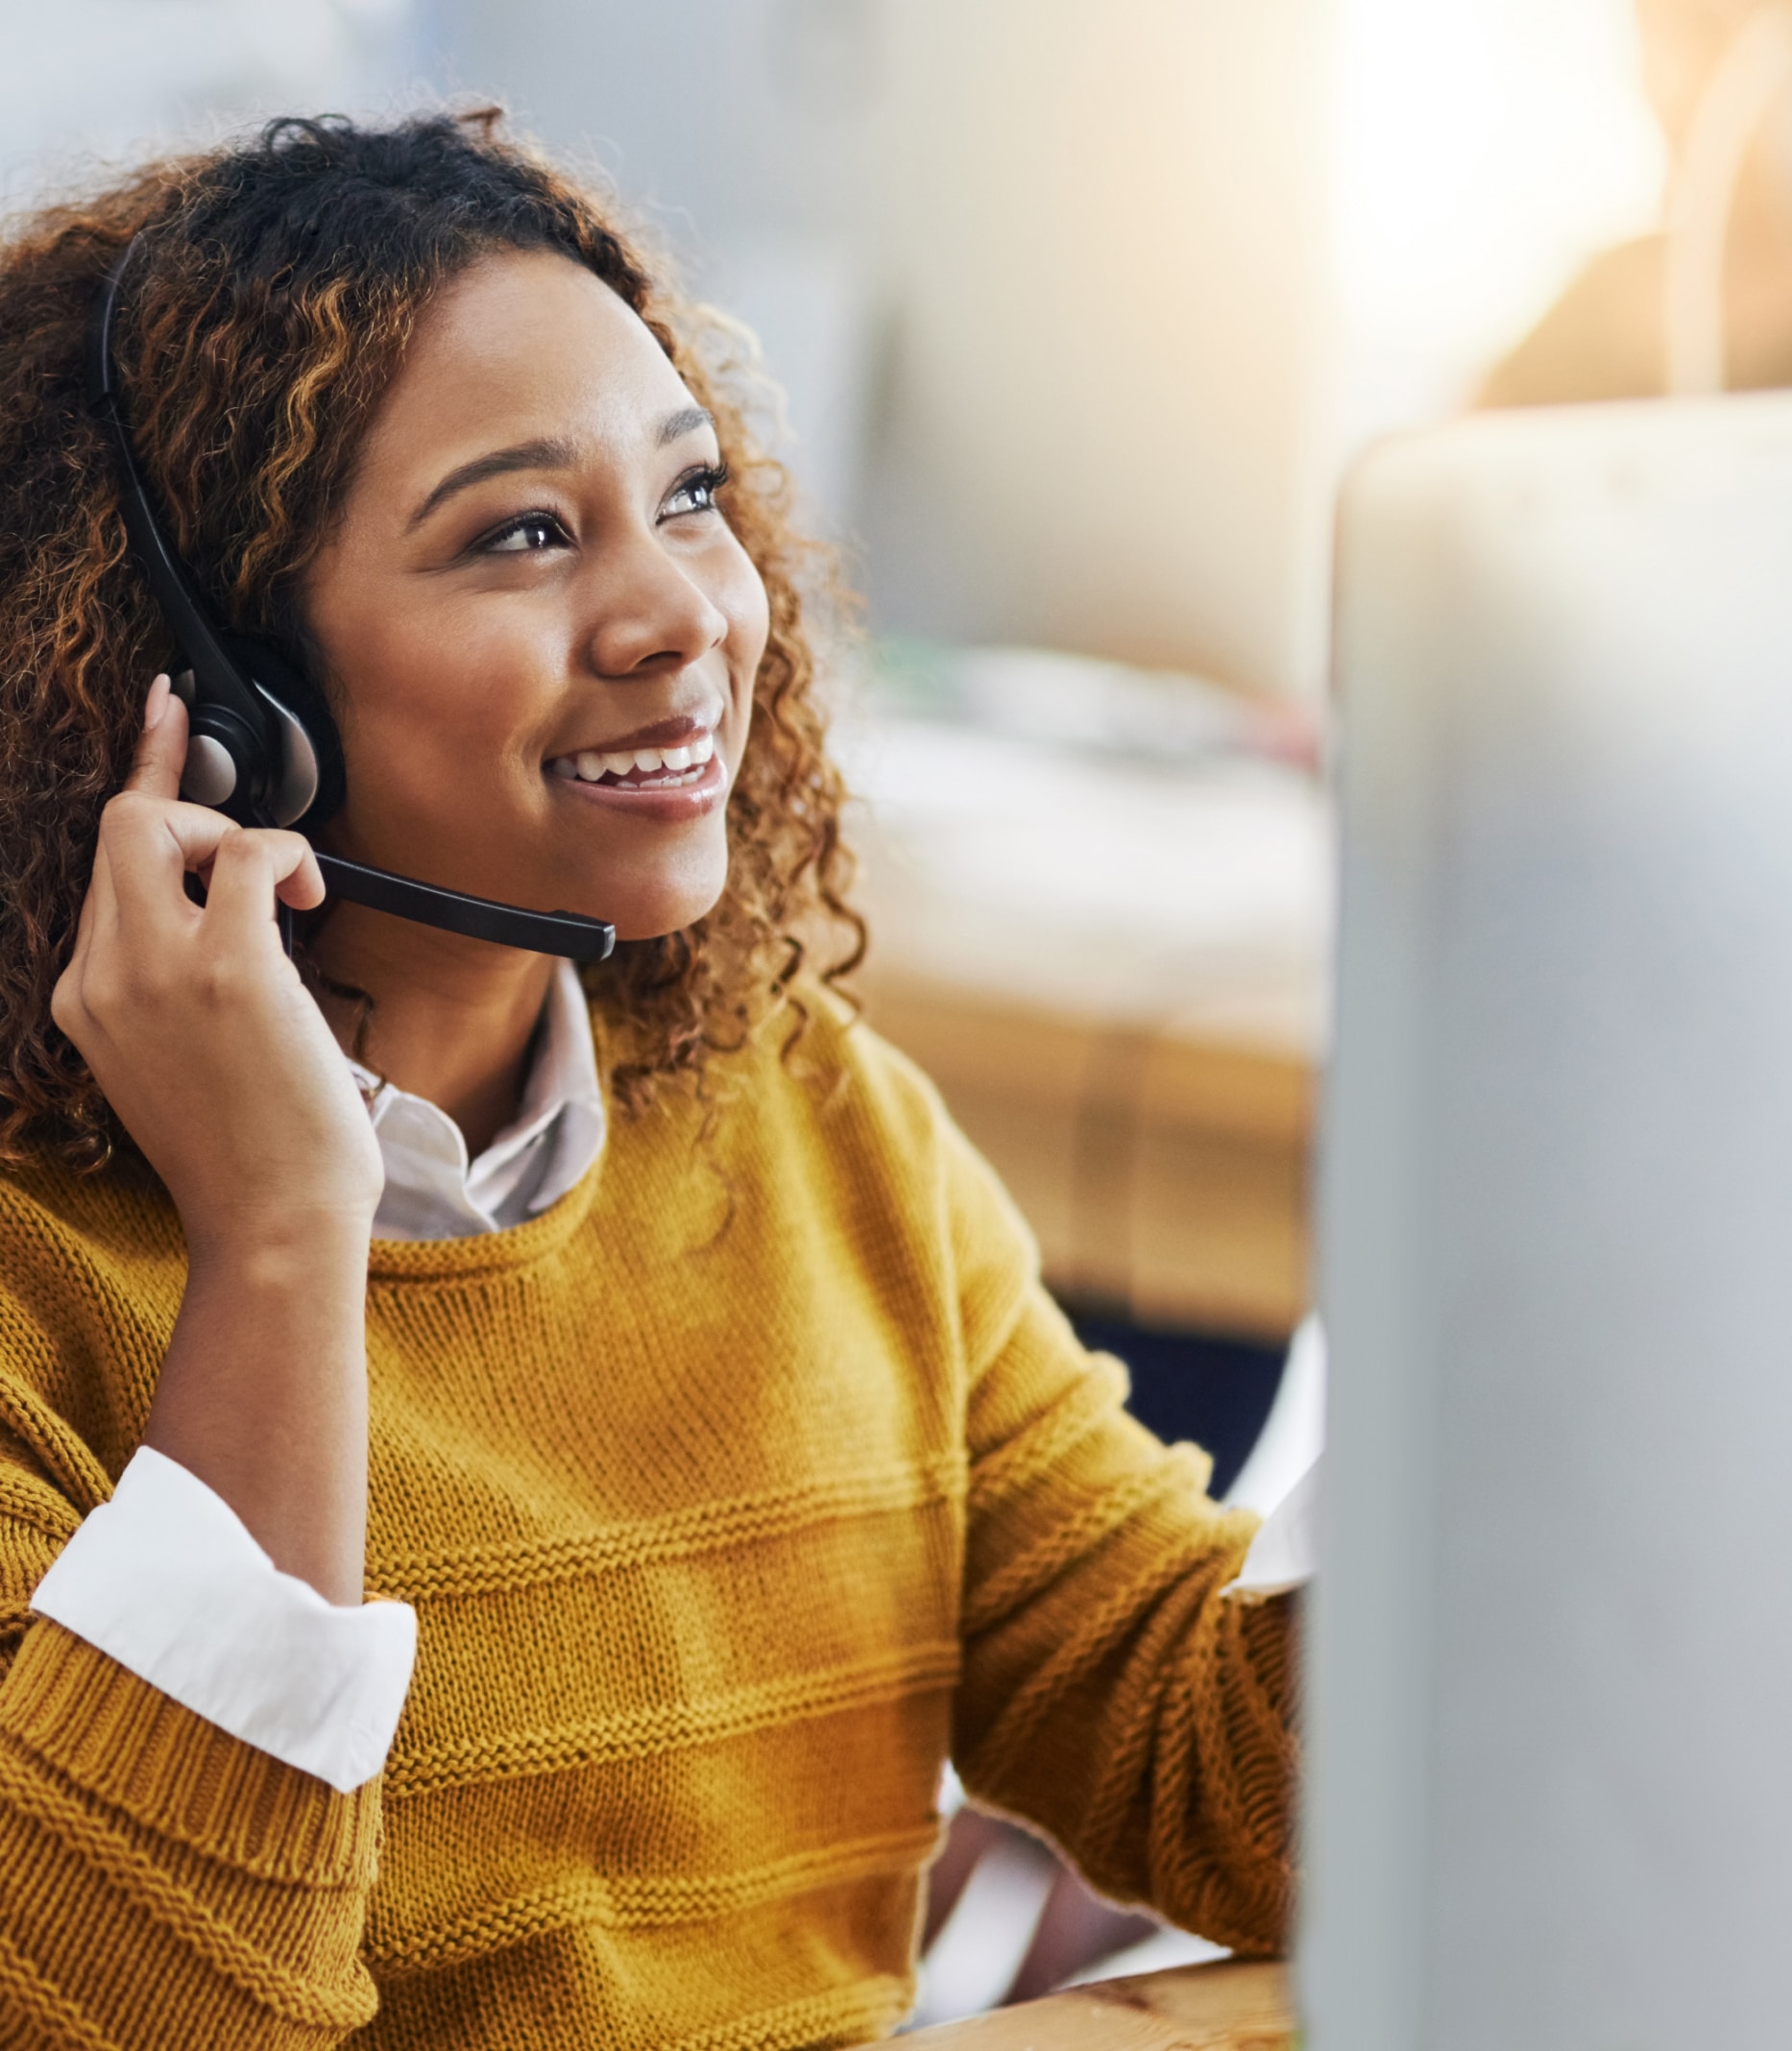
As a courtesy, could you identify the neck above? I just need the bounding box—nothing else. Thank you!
[307,906,559,1157]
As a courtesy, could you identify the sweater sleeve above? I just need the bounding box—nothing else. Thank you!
[940,1113,1300,1956]
[32,1446,415,1794]
[0,1379,383,2046]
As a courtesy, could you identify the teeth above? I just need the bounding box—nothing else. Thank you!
[553,730,716,784]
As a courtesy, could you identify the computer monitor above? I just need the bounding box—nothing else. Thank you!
[1304,393,1792,2049]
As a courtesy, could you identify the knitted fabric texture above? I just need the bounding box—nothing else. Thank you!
[0,1001,1297,2049]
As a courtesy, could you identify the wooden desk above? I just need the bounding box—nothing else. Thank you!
[847,719,1330,1339]
[904,1960,1294,2049]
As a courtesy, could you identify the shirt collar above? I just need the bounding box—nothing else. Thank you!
[469,955,603,1178]
[348,959,606,1239]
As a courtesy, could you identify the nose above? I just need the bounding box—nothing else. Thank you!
[579,526,730,681]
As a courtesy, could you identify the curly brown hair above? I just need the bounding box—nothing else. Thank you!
[0,110,862,1170]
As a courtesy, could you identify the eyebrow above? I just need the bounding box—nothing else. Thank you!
[409,408,716,528]
[409,436,577,529]
[658,404,714,446]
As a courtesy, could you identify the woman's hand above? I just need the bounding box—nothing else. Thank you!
[53,674,383,1243]
[52,676,382,1603]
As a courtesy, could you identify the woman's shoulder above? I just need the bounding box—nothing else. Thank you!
[727,981,956,1154]
[715,982,1034,1249]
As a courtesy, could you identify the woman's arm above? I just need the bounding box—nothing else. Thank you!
[933,1110,1299,1954]
[0,1219,387,2044]
[954,1292,1299,1954]
[51,675,383,1602]
[0,677,396,2042]
[0,1444,383,2046]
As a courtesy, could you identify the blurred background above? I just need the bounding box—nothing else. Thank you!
[5,0,1779,2020]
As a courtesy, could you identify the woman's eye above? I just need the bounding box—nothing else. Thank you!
[662,463,730,520]
[481,512,570,555]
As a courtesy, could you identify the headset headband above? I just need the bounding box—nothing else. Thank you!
[85,240,293,789]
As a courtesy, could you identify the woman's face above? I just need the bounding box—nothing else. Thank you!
[304,249,768,944]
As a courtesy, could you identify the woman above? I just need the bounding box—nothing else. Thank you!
[0,112,1296,2048]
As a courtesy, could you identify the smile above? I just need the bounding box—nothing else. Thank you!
[546,730,716,789]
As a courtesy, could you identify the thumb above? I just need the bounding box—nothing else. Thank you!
[121,674,189,799]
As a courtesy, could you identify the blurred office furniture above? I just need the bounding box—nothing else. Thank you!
[914,1804,1159,2027]
[905,1958,1292,2048]
[863,0,1334,694]
[845,646,1330,1346]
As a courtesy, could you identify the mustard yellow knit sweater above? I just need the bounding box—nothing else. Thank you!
[0,1000,1296,2049]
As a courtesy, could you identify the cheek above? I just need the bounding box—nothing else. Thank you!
[326,590,555,779]
[723,554,772,716]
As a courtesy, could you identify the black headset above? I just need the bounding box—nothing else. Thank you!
[85,238,615,964]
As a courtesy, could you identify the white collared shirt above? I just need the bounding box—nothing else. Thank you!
[31,961,609,1791]
[352,959,606,1241]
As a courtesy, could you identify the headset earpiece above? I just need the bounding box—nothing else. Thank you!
[222,635,344,828]
[168,672,254,808]
[167,655,328,824]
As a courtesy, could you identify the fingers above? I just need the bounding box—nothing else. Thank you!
[83,672,326,956]
[276,845,328,914]
[97,808,324,954]
[201,827,326,945]
[90,792,237,939]
[88,676,203,938]
[93,815,322,969]
[49,892,96,1043]
[121,675,186,800]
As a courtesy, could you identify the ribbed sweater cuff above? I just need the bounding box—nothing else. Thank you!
[2,1621,379,1886]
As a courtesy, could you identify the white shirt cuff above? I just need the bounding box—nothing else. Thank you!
[30,1446,415,1794]
[1224,1457,1318,1598]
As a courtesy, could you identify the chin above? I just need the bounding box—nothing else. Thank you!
[597,861,731,946]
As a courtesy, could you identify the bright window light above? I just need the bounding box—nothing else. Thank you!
[1335,0,1668,429]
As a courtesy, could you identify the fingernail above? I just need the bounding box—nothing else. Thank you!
[144,673,172,731]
